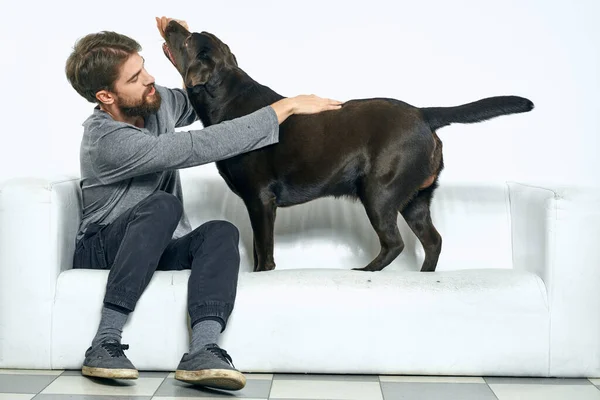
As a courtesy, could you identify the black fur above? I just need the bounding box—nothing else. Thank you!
[163,22,534,272]
[422,96,534,130]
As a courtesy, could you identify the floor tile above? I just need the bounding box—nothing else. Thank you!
[0,369,63,376]
[0,394,35,400]
[40,375,164,396]
[154,377,271,398]
[490,384,600,400]
[60,370,169,379]
[153,398,266,400]
[34,395,151,400]
[274,373,379,382]
[0,374,58,394]
[269,379,383,400]
[485,377,591,385]
[380,375,485,384]
[381,382,497,400]
[138,371,169,379]
[58,370,85,376]
[245,374,273,381]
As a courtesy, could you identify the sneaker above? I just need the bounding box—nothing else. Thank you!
[175,343,246,390]
[81,339,139,379]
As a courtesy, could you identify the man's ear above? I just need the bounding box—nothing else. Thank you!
[184,60,215,88]
[95,89,115,105]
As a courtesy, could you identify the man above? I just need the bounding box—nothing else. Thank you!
[65,16,342,391]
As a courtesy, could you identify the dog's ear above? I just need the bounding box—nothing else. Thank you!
[222,42,238,66]
[184,60,215,88]
[227,53,238,67]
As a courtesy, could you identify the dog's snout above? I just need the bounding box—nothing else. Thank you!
[165,20,187,36]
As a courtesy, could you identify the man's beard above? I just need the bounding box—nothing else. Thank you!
[117,86,162,118]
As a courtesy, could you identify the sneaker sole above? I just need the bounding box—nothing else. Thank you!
[82,366,139,379]
[175,369,246,390]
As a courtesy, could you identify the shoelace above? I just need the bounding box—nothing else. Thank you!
[101,341,130,358]
[206,344,235,367]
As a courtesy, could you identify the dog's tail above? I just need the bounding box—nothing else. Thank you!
[420,96,534,131]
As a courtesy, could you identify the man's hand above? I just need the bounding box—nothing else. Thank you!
[155,16,189,40]
[271,95,343,124]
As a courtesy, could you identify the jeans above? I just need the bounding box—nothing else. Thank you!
[73,191,240,330]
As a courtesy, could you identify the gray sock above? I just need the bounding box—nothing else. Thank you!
[190,319,222,354]
[91,305,129,347]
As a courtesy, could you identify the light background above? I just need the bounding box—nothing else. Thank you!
[0,0,598,187]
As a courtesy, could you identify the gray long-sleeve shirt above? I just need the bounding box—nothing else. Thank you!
[77,84,279,241]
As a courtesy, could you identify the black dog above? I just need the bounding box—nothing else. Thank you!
[162,21,533,273]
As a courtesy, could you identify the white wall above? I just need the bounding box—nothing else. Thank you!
[1,0,598,187]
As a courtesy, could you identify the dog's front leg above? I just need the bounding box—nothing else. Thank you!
[246,196,277,272]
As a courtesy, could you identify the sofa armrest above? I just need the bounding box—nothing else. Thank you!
[508,182,600,377]
[0,175,81,368]
[507,182,557,282]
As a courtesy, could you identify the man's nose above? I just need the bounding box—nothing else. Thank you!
[143,71,155,86]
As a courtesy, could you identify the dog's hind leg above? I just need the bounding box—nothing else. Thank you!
[353,182,418,272]
[400,185,442,272]
[252,238,259,271]
[245,196,277,272]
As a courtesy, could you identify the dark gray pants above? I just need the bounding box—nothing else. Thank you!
[73,191,240,329]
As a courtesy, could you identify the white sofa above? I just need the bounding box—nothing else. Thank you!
[1,168,599,378]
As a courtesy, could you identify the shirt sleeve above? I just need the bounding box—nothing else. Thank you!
[90,105,279,184]
[161,86,198,127]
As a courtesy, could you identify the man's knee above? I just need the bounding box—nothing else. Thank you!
[189,220,240,258]
[204,220,240,242]
[140,191,183,224]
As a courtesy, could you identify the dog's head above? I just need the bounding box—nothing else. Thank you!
[162,21,238,89]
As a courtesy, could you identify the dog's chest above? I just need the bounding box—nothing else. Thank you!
[215,160,247,196]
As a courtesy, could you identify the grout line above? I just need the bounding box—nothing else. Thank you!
[150,372,169,398]
[378,375,386,400]
[267,373,275,399]
[486,381,500,400]
[30,372,62,399]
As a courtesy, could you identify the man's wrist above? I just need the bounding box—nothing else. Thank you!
[270,98,295,124]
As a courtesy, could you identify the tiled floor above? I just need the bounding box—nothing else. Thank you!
[1,369,600,399]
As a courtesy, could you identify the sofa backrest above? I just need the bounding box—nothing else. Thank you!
[179,168,513,273]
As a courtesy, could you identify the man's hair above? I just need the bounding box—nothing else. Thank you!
[65,31,142,103]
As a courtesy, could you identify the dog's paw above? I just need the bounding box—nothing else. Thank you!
[351,267,376,272]
[255,263,276,272]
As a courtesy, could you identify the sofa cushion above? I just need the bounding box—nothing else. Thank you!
[52,268,549,375]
